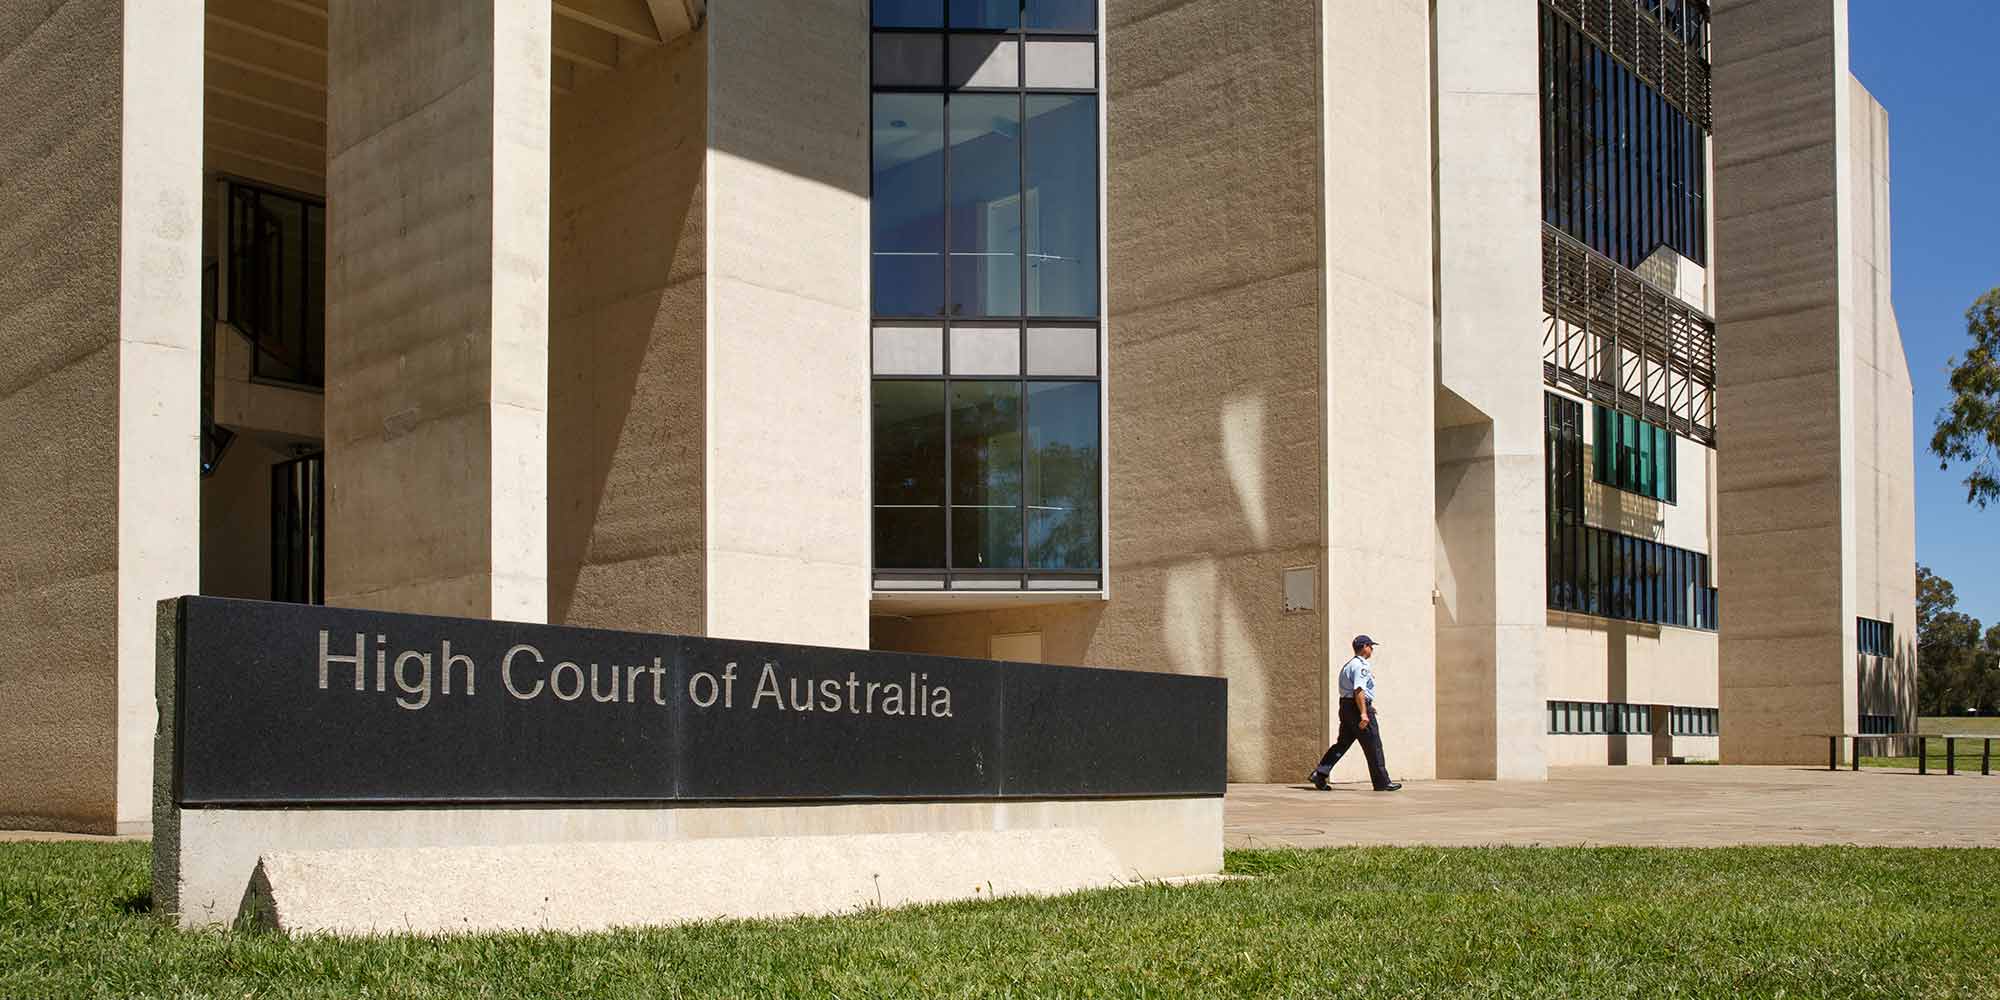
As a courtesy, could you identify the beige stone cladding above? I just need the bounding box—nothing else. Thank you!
[877,0,1329,784]
[549,29,706,636]
[1320,0,1440,784]
[1845,77,1917,730]
[1715,0,1913,763]
[322,0,552,622]
[1432,0,1548,781]
[704,0,871,649]
[0,0,203,835]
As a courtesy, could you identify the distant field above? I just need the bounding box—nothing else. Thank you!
[1859,717,2000,770]
[1920,716,2000,735]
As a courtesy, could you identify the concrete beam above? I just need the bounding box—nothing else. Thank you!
[553,16,618,71]
[555,0,660,44]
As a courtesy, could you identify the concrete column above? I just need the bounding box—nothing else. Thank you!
[324,0,551,621]
[0,0,203,833]
[1431,0,1547,781]
[703,1,870,647]
[1712,0,1856,763]
[1320,0,1440,781]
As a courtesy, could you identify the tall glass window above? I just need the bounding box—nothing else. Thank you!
[871,0,1101,591]
[227,181,325,389]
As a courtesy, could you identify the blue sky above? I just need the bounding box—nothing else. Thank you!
[1849,1,2000,626]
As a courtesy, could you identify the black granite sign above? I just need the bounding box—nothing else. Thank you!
[162,597,1227,806]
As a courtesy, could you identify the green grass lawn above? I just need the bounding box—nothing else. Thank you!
[4,842,1998,999]
[1858,716,2000,771]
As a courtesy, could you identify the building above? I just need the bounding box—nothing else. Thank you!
[0,0,1916,835]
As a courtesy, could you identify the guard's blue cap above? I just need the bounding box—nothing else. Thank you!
[1352,635,1381,651]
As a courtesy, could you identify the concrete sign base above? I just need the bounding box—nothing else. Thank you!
[239,829,1133,936]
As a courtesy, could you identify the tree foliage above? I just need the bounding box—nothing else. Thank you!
[1916,564,2000,715]
[1930,287,2000,508]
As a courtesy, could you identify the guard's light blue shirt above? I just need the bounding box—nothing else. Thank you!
[1338,655,1376,703]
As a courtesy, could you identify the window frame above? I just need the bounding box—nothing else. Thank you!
[223,178,327,392]
[870,0,1105,592]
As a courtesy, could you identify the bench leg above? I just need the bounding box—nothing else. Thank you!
[1852,737,1860,771]
[1919,736,1927,775]
[1948,737,1957,776]
[1830,736,1838,771]
[1984,739,1992,777]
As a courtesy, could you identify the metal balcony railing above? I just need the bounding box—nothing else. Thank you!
[1541,224,1717,445]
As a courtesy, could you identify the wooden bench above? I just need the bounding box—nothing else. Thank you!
[1821,733,1996,775]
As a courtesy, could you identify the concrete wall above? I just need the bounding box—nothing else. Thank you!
[873,0,1330,784]
[1545,614,1721,710]
[1432,0,1547,781]
[0,0,126,833]
[0,0,203,834]
[1845,77,1917,727]
[703,0,870,648]
[549,31,706,635]
[1713,0,1855,763]
[323,0,550,622]
[1319,0,1440,783]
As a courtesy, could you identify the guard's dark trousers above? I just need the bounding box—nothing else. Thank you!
[1310,700,1393,790]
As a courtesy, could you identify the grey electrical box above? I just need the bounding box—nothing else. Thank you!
[1282,565,1316,613]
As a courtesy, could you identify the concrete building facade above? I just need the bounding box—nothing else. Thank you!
[0,0,1916,834]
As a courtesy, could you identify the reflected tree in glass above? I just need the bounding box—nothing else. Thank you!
[1026,382,1099,568]
[950,382,1023,568]
[873,381,947,567]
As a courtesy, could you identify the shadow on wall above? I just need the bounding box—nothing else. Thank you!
[547,31,707,634]
[705,3,871,200]
[1551,613,1661,765]
[1582,444,1668,540]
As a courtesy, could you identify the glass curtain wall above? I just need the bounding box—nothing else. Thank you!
[1538,4,1708,269]
[1545,393,1716,630]
[871,0,1102,591]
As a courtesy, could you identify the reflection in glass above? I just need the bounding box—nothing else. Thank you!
[874,0,943,27]
[873,381,948,567]
[950,382,1023,568]
[949,0,1018,29]
[1025,94,1098,317]
[872,94,946,316]
[948,94,1021,317]
[1027,382,1099,569]
[1025,0,1093,30]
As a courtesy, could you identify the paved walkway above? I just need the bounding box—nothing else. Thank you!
[1227,765,2000,849]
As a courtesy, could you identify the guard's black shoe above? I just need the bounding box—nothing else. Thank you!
[1375,782,1403,792]
[1307,773,1331,791]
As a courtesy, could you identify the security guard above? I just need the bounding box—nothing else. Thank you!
[1306,634,1401,792]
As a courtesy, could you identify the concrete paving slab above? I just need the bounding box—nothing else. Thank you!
[1227,766,2000,849]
